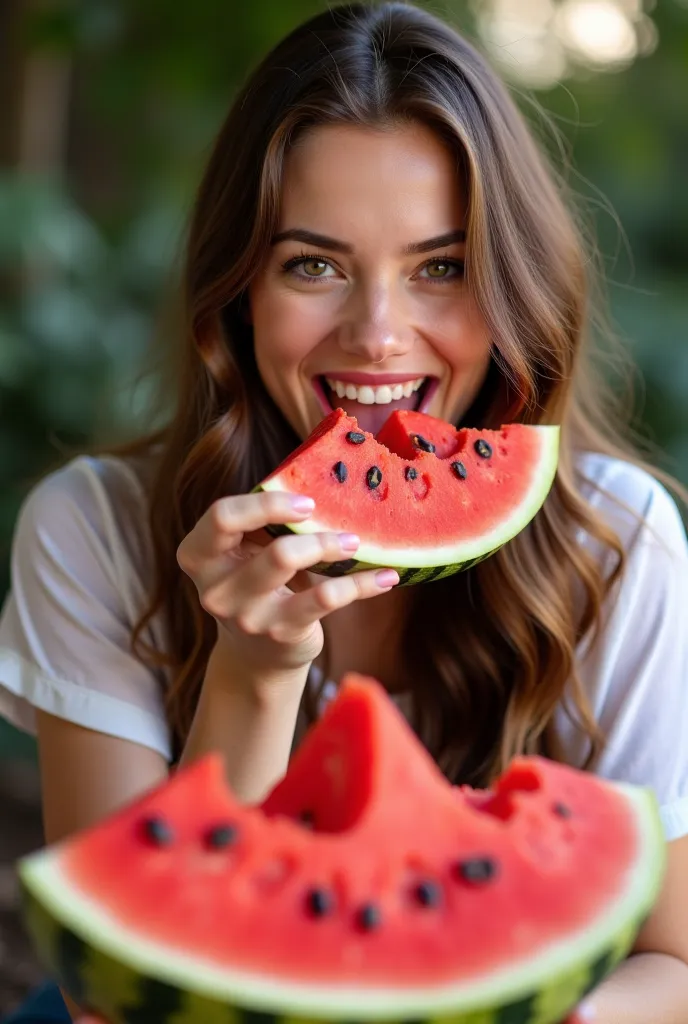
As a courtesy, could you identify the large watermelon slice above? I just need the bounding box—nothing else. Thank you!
[255,409,560,585]
[19,676,664,1024]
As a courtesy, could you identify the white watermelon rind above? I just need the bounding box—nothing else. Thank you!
[257,426,560,570]
[19,781,665,1020]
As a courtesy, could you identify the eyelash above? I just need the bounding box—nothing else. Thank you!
[281,252,465,284]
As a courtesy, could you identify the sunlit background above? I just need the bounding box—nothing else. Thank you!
[477,0,658,85]
[0,0,687,1007]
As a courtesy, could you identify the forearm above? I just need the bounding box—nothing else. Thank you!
[587,951,688,1023]
[179,641,307,803]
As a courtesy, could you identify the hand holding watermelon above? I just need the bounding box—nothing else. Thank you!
[176,488,399,681]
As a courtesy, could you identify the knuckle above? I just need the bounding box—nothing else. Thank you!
[198,586,223,618]
[261,489,293,516]
[176,539,196,576]
[261,490,284,515]
[266,623,288,644]
[314,579,343,614]
[234,611,261,637]
[268,535,299,571]
[209,498,233,533]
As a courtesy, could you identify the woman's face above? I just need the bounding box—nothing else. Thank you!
[248,121,492,439]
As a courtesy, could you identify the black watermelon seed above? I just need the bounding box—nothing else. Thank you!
[205,823,239,849]
[141,816,174,847]
[333,461,348,483]
[346,431,366,445]
[366,466,382,490]
[455,857,498,884]
[357,903,382,931]
[553,802,572,819]
[306,888,333,917]
[299,809,315,828]
[474,439,493,459]
[411,433,436,454]
[451,461,468,480]
[415,880,442,907]
[405,466,418,481]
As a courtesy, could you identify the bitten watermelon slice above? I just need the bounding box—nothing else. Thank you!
[19,676,664,1024]
[255,409,560,585]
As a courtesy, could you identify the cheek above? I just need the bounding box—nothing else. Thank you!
[249,278,332,370]
[429,294,492,368]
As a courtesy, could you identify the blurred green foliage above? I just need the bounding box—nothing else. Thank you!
[0,0,686,598]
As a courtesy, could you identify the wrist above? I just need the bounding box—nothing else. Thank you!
[206,636,310,710]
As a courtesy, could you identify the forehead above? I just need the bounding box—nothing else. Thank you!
[278,121,467,236]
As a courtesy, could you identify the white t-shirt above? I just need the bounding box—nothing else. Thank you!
[0,452,687,840]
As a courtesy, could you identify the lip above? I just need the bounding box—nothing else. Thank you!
[318,371,433,386]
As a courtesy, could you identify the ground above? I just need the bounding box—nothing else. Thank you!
[0,757,46,1016]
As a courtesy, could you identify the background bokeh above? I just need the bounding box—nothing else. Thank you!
[0,0,687,1010]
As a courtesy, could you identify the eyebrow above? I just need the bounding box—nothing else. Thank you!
[271,228,466,255]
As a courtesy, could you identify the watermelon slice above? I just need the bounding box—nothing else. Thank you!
[255,409,560,585]
[19,676,664,1024]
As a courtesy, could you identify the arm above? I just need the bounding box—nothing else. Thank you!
[36,713,169,1023]
[582,834,688,1023]
[178,639,306,803]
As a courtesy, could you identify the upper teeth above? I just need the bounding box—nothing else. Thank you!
[325,377,426,405]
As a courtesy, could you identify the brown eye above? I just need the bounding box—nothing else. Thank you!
[302,259,329,277]
[420,259,464,282]
[427,261,451,277]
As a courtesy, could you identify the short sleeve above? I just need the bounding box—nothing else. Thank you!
[558,457,688,842]
[0,457,172,761]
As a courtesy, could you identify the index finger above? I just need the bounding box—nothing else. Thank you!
[191,490,315,558]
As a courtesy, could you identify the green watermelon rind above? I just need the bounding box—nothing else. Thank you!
[255,426,560,582]
[18,782,664,1022]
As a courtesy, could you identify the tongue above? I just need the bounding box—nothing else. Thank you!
[331,394,418,435]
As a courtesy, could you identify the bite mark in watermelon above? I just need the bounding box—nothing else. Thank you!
[19,676,664,1024]
[255,409,560,585]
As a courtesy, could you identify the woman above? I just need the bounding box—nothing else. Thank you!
[2,3,687,1022]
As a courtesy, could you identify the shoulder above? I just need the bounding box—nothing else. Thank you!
[18,453,151,547]
[559,456,688,838]
[21,452,150,512]
[13,453,156,606]
[575,451,686,558]
[1,454,171,759]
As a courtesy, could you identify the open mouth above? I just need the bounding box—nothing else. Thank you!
[313,375,439,434]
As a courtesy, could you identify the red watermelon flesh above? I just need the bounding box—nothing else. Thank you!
[257,409,560,585]
[18,675,664,1023]
[375,409,465,461]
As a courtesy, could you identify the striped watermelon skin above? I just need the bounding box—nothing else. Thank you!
[263,521,491,586]
[19,886,642,1024]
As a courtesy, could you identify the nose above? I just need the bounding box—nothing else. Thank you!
[336,283,413,363]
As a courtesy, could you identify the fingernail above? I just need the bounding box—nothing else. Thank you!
[290,495,315,513]
[339,533,360,551]
[576,1002,596,1023]
[376,569,400,588]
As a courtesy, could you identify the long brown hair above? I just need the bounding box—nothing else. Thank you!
[128,1,680,784]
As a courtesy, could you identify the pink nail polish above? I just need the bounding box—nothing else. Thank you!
[376,569,400,588]
[339,533,360,551]
[574,1003,596,1023]
[291,495,315,513]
